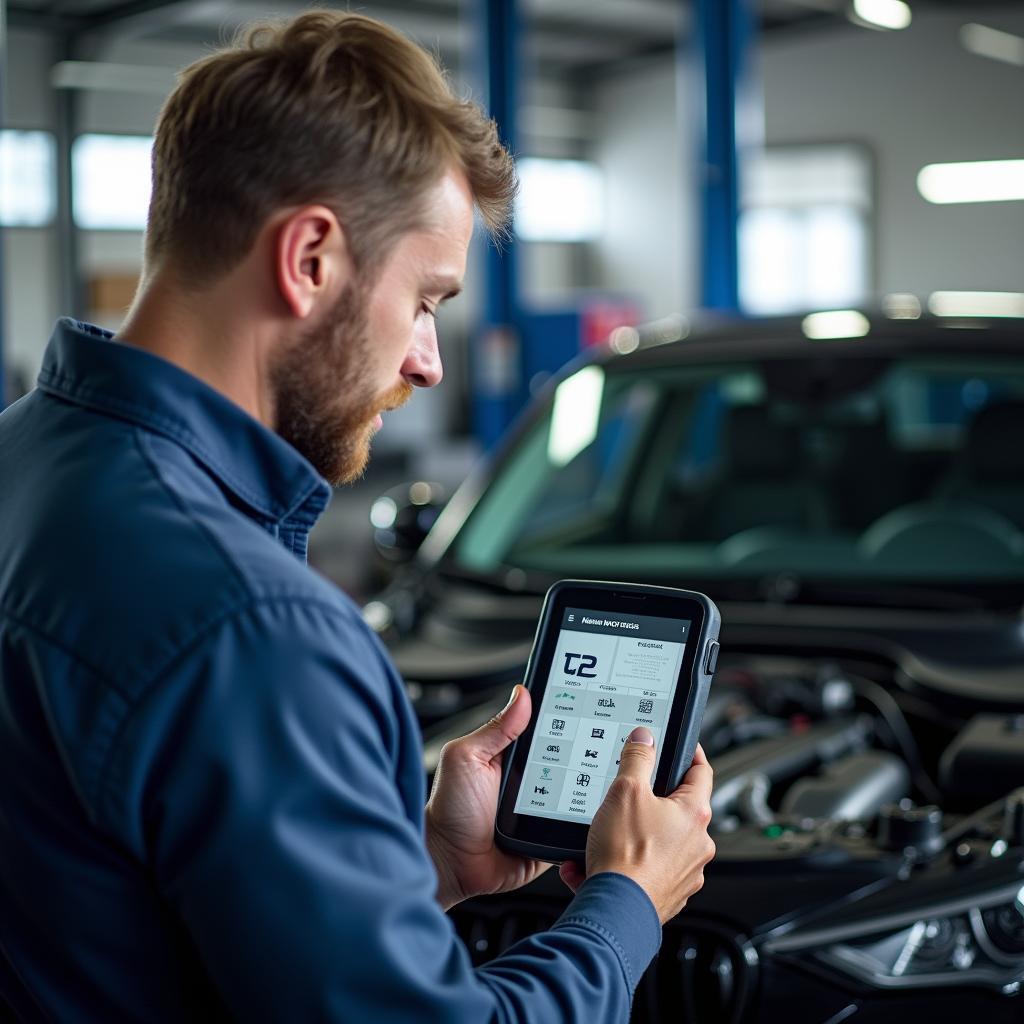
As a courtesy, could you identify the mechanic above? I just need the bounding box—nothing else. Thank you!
[0,11,715,1021]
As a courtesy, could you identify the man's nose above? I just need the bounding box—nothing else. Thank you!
[402,320,443,388]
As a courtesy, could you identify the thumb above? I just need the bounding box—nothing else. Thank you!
[615,726,656,785]
[465,684,531,762]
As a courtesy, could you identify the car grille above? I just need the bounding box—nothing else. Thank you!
[450,900,756,1022]
[636,921,757,1023]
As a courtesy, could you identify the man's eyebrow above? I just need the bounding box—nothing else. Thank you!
[426,277,463,302]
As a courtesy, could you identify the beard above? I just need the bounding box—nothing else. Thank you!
[270,282,413,486]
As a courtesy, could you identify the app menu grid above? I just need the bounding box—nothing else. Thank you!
[515,620,686,825]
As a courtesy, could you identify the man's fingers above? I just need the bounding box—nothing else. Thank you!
[668,744,714,807]
[458,684,531,763]
[615,726,656,784]
[559,860,585,893]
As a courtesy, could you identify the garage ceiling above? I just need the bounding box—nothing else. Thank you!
[8,0,1021,80]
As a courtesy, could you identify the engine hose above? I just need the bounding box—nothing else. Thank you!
[735,773,775,827]
[842,672,943,806]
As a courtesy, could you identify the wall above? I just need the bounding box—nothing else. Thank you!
[590,2,1024,317]
[593,54,699,320]
[762,4,1024,298]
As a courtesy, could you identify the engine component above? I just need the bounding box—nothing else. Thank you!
[780,751,910,821]
[1003,789,1024,847]
[940,715,1024,805]
[711,716,872,819]
[878,802,944,856]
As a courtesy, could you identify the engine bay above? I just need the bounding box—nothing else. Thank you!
[422,647,1024,1022]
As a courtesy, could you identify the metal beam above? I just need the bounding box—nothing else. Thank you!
[71,0,192,33]
[7,4,81,34]
[54,34,83,320]
[694,0,756,312]
[8,0,192,37]
[473,0,522,449]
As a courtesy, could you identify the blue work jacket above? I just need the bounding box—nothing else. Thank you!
[0,319,661,1021]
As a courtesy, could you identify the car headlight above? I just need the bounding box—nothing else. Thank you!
[764,877,1024,995]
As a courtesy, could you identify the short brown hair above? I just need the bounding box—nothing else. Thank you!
[146,10,515,283]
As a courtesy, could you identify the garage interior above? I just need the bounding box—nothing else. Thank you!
[1,1,1023,1021]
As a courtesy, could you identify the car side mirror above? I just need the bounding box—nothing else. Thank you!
[369,481,448,565]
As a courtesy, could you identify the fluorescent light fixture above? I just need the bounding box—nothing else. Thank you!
[961,23,1024,67]
[51,60,176,95]
[802,310,871,340]
[851,0,912,31]
[547,366,605,466]
[515,158,604,242]
[72,134,153,229]
[928,291,1024,318]
[882,293,922,319]
[917,159,1024,204]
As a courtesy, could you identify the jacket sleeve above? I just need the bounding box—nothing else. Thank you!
[98,596,662,1022]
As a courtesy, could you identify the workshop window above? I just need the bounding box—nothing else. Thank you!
[515,158,605,242]
[72,134,153,230]
[0,130,56,227]
[739,144,872,316]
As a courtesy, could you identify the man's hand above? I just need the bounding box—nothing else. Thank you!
[426,685,552,910]
[559,730,715,925]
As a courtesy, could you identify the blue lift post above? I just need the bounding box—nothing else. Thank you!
[0,0,7,409]
[694,0,755,313]
[473,0,521,449]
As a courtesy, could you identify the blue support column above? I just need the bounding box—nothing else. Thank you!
[55,34,84,322]
[0,0,7,408]
[473,0,521,449]
[694,0,755,313]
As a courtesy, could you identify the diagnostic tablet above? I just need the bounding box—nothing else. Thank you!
[495,579,720,862]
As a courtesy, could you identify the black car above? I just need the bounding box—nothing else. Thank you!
[363,312,1024,1023]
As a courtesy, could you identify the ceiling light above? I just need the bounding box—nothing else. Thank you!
[802,310,871,340]
[850,0,912,31]
[882,293,921,319]
[961,23,1024,67]
[928,291,1024,318]
[917,159,1024,204]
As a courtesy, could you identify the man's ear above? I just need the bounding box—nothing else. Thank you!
[274,205,352,319]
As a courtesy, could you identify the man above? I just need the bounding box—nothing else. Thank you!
[0,11,714,1021]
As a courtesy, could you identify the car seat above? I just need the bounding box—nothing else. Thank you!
[934,399,1024,530]
[692,404,828,542]
[829,417,911,531]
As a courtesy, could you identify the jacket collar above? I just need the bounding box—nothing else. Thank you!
[37,318,332,531]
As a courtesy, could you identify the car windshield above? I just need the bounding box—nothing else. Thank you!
[450,348,1024,594]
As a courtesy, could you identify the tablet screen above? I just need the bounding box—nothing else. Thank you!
[513,606,692,825]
